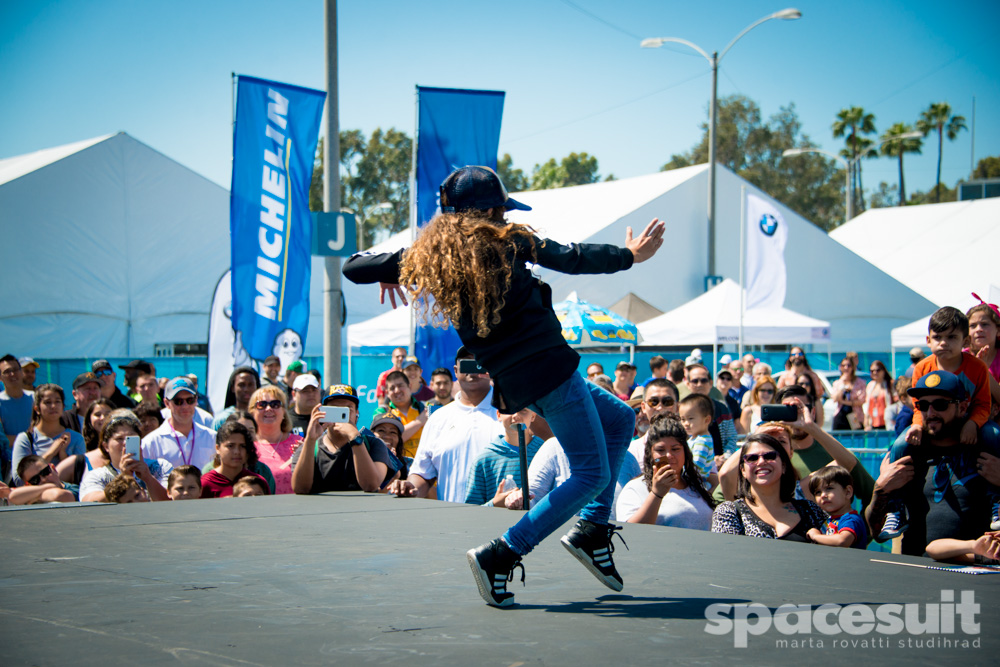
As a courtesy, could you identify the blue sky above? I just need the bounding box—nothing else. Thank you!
[1,0,996,204]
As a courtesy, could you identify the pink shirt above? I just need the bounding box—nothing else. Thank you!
[254,433,303,495]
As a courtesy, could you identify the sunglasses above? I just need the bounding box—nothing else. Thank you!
[170,396,197,405]
[790,352,804,358]
[718,375,733,382]
[742,451,779,464]
[688,378,710,385]
[27,464,56,486]
[255,399,283,410]
[645,396,676,408]
[758,388,775,394]
[94,369,114,377]
[915,398,959,412]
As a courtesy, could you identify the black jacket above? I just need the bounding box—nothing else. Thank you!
[343,235,633,413]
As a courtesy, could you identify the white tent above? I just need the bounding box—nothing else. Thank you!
[346,305,410,350]
[0,133,230,357]
[829,198,1000,308]
[890,316,930,349]
[638,279,830,355]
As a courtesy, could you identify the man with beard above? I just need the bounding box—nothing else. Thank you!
[866,370,1000,551]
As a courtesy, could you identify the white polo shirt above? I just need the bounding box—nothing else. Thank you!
[409,387,499,503]
[142,419,217,471]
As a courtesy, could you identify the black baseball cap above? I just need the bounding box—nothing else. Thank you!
[440,166,531,213]
[119,359,152,374]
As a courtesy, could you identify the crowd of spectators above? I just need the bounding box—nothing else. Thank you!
[1,300,998,566]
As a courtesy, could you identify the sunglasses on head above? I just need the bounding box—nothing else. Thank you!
[645,396,676,408]
[255,399,283,410]
[27,464,56,486]
[170,395,197,405]
[94,369,113,377]
[742,451,779,464]
[915,398,958,412]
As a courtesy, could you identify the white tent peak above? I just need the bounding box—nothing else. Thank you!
[0,134,117,187]
[638,278,831,346]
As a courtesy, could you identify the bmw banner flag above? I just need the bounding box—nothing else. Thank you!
[413,86,505,374]
[745,193,788,310]
[230,75,325,363]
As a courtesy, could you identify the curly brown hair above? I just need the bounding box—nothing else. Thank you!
[399,210,537,338]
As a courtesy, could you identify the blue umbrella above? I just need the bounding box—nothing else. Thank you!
[553,292,641,346]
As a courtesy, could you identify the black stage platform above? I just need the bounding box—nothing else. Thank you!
[2,494,998,665]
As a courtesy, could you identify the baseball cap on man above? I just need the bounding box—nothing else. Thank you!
[615,361,636,371]
[907,370,967,401]
[323,384,359,407]
[164,377,197,400]
[73,372,101,390]
[119,359,153,373]
[92,359,112,373]
[264,355,280,365]
[18,357,39,370]
[292,374,319,392]
[286,360,306,374]
[719,354,733,366]
[439,166,531,213]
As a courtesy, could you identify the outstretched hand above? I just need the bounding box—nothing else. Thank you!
[379,283,408,309]
[626,218,666,264]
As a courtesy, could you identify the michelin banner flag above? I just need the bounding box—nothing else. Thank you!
[745,193,788,310]
[230,75,325,364]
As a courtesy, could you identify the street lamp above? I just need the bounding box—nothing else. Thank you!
[642,8,801,283]
[341,201,394,250]
[782,131,921,225]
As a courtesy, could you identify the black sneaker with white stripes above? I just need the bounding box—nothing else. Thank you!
[467,538,525,607]
[560,519,628,592]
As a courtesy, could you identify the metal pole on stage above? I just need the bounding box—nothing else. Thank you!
[516,422,530,511]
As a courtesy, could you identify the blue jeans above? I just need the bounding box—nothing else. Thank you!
[502,373,635,556]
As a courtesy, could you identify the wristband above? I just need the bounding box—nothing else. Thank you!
[652,491,664,499]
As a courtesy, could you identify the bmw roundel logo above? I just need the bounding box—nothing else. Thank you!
[759,214,778,236]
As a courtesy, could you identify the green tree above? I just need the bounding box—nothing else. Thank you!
[916,102,967,203]
[496,153,530,192]
[309,128,412,249]
[907,183,956,205]
[972,155,1000,179]
[662,95,845,231]
[531,152,602,190]
[879,122,922,205]
[869,181,899,209]
[832,106,877,214]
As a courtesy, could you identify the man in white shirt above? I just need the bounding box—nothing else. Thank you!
[142,377,216,470]
[387,348,499,503]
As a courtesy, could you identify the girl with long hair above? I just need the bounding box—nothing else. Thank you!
[344,166,664,607]
[11,384,86,486]
[615,415,716,529]
[864,360,895,430]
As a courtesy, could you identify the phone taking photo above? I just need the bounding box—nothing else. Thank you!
[125,436,141,459]
[760,404,798,423]
[458,358,484,375]
[319,406,351,424]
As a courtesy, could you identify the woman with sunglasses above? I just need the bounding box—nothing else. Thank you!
[248,386,302,494]
[832,357,866,430]
[11,384,86,487]
[711,432,828,540]
[739,375,778,434]
[79,415,171,502]
[616,415,716,529]
[864,361,896,431]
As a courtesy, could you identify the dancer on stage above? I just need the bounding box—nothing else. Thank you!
[343,166,664,606]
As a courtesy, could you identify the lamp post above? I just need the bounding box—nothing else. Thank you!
[642,8,801,283]
[782,131,922,225]
[343,201,394,250]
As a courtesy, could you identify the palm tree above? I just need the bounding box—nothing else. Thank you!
[833,106,877,214]
[879,123,922,205]
[916,103,967,203]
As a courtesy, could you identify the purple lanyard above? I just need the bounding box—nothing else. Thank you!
[169,421,195,467]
